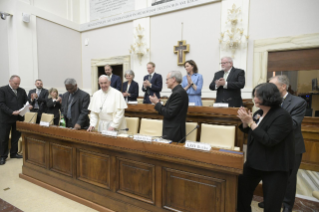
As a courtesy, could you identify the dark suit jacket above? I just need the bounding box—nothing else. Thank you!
[239,107,294,172]
[122,80,139,101]
[209,67,245,107]
[46,98,61,125]
[282,93,307,154]
[110,74,122,91]
[142,73,163,104]
[0,85,29,123]
[61,89,90,128]
[28,88,49,113]
[154,85,188,143]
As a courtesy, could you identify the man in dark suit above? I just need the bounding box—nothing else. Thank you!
[149,71,188,143]
[209,57,245,107]
[61,78,90,130]
[257,75,307,212]
[142,62,163,104]
[28,79,49,124]
[0,75,32,165]
[104,65,122,91]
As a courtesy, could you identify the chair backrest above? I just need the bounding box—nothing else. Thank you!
[139,118,163,136]
[137,98,144,104]
[125,117,140,134]
[186,122,198,141]
[40,113,54,125]
[200,124,236,149]
[24,112,37,123]
[202,99,215,107]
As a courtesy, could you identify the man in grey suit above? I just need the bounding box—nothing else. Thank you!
[61,78,90,130]
[258,75,307,212]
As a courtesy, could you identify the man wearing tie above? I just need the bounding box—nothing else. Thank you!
[0,75,32,165]
[257,75,307,212]
[28,79,49,124]
[61,78,90,130]
[104,65,122,91]
[209,57,245,107]
[142,62,163,104]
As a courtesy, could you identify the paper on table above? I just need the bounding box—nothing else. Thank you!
[19,102,30,117]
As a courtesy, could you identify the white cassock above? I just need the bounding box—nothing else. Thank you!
[88,87,127,132]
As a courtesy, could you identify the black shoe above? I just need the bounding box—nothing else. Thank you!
[282,208,292,212]
[10,154,23,159]
[258,201,264,208]
[0,158,6,165]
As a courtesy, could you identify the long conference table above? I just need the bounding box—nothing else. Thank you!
[17,122,244,212]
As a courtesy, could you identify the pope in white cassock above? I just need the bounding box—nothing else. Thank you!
[87,75,127,132]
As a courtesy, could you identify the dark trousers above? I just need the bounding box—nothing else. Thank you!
[237,163,289,212]
[0,122,21,158]
[30,108,41,124]
[283,154,302,210]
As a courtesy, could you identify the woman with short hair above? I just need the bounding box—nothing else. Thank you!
[237,83,294,212]
[46,88,61,126]
[181,60,203,106]
[122,70,139,102]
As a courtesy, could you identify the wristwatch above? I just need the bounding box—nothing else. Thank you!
[190,83,194,87]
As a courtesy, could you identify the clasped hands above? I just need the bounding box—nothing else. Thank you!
[122,92,130,97]
[143,80,151,88]
[237,107,254,126]
[149,93,160,105]
[215,78,226,87]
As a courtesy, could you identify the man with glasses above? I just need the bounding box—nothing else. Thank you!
[209,56,245,107]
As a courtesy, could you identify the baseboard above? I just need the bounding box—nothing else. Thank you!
[19,174,114,212]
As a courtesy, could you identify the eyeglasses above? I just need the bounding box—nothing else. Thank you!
[219,62,230,65]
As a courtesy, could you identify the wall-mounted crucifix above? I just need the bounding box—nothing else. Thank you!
[174,23,190,66]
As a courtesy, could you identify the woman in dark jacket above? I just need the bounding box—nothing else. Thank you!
[122,70,139,102]
[46,88,61,126]
[237,83,294,212]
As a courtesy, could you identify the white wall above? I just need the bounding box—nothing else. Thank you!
[247,0,319,88]
[0,20,10,86]
[81,21,133,93]
[150,2,221,97]
[37,17,82,92]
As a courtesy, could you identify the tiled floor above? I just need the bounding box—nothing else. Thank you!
[0,158,318,212]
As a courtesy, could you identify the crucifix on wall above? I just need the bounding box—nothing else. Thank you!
[174,23,190,66]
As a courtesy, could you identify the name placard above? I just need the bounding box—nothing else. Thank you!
[213,103,229,108]
[101,130,118,137]
[188,102,196,106]
[133,135,152,142]
[40,121,50,127]
[185,141,212,151]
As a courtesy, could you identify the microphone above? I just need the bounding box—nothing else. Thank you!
[177,125,199,143]
[28,113,38,123]
[222,97,232,103]
[118,128,129,132]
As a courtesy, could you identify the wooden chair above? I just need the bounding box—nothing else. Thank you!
[200,124,237,150]
[202,99,215,107]
[186,122,198,141]
[40,113,54,125]
[125,117,139,134]
[139,118,163,137]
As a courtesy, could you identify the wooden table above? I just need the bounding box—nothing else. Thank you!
[17,122,243,212]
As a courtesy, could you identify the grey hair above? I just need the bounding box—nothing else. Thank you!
[35,79,42,82]
[99,75,110,81]
[125,70,135,79]
[169,71,182,83]
[64,78,77,85]
[221,56,233,64]
[10,75,20,80]
[269,75,290,91]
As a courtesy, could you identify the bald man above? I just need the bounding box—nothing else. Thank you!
[87,75,127,132]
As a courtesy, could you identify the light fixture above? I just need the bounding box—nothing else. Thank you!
[0,12,12,20]
[129,24,149,64]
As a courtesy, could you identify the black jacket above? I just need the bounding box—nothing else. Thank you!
[209,67,245,107]
[61,89,90,128]
[239,107,295,172]
[122,80,139,101]
[142,73,163,104]
[155,85,188,143]
[282,93,307,154]
[28,88,49,113]
[46,98,61,125]
[0,85,29,123]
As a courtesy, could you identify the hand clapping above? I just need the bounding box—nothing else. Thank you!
[237,107,253,125]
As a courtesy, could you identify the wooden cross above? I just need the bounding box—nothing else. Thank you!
[174,40,189,66]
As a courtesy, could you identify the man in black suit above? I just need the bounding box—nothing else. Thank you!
[28,79,49,124]
[257,75,307,212]
[61,78,90,130]
[142,62,163,104]
[149,71,188,143]
[209,57,245,107]
[0,75,32,165]
[104,65,122,91]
